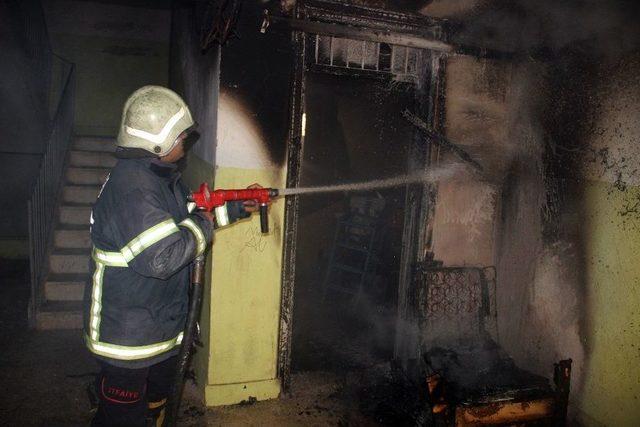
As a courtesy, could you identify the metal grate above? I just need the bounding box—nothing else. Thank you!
[415,266,497,344]
[314,34,422,79]
[423,269,483,320]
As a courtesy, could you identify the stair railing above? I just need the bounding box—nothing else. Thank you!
[27,64,76,327]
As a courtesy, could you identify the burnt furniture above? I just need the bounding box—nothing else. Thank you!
[415,265,571,426]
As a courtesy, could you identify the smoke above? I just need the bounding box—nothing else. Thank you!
[444,0,640,59]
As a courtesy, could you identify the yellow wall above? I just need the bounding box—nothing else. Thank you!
[575,56,640,426]
[171,0,291,406]
[43,1,170,136]
[181,147,286,406]
[203,166,286,406]
[54,34,169,136]
[580,180,640,425]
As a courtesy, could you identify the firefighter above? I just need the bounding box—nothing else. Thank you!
[84,86,257,426]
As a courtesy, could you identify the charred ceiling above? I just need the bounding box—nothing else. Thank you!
[440,0,640,59]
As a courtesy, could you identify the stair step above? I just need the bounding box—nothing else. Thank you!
[73,136,116,152]
[54,228,91,249]
[49,250,91,274]
[62,185,101,205]
[69,150,116,168]
[59,205,92,226]
[36,301,83,330]
[34,136,116,330]
[45,278,86,301]
[66,167,110,185]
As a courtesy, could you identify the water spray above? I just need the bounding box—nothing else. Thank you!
[278,165,462,196]
[190,164,462,234]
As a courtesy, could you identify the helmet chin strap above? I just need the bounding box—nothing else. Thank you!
[158,136,185,163]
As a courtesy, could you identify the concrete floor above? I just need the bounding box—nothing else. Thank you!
[197,372,376,427]
[0,329,377,426]
[0,260,421,426]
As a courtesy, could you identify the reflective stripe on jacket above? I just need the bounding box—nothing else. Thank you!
[83,157,241,368]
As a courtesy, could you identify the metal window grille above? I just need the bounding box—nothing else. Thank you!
[314,35,422,80]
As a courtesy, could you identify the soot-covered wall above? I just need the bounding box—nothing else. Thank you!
[422,1,640,424]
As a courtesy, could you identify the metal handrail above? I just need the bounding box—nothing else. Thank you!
[27,65,76,327]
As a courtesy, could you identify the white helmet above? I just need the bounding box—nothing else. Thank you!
[116,86,195,156]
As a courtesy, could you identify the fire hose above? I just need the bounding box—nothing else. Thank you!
[166,254,205,426]
[166,183,279,426]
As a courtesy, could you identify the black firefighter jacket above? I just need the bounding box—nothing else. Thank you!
[83,156,246,368]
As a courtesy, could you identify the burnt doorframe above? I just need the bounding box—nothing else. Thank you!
[276,0,449,393]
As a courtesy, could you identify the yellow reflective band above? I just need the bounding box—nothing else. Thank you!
[179,218,206,256]
[214,205,230,227]
[148,398,167,409]
[92,247,128,267]
[121,219,179,262]
[89,262,105,341]
[84,332,184,361]
[156,407,166,427]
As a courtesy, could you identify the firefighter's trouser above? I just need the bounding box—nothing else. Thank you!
[91,356,176,427]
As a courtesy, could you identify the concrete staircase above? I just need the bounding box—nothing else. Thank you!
[36,136,116,330]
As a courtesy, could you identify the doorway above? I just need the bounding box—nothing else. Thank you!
[291,71,416,373]
[276,3,447,401]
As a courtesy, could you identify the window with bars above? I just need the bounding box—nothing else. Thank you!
[313,34,423,80]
